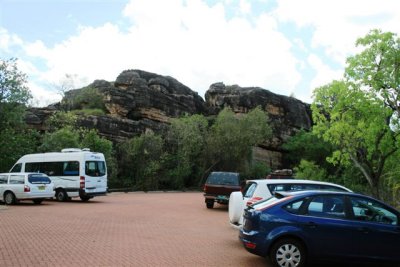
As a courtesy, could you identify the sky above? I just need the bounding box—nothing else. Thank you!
[0,0,399,107]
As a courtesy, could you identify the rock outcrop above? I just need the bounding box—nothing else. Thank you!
[25,70,313,169]
[205,82,312,167]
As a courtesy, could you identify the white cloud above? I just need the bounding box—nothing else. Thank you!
[274,0,400,64]
[19,0,300,106]
[307,53,343,96]
[0,28,23,52]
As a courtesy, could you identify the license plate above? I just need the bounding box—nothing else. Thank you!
[38,186,45,190]
[216,195,228,201]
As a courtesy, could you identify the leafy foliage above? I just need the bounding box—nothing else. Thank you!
[0,58,32,128]
[0,128,39,172]
[118,132,164,190]
[312,30,400,199]
[207,106,272,171]
[62,86,106,112]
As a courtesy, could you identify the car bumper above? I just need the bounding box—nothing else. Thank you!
[239,228,268,257]
[204,194,230,204]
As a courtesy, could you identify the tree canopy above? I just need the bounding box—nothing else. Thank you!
[312,30,400,198]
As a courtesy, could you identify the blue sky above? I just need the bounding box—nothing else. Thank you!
[1,0,399,106]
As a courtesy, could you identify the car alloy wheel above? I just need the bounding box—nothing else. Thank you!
[270,238,305,267]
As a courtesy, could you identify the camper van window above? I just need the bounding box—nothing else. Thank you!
[85,161,106,177]
[26,161,80,176]
[10,163,22,173]
[63,161,79,176]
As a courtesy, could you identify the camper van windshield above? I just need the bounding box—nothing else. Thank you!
[85,161,106,177]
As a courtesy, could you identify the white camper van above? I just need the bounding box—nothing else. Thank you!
[10,148,107,202]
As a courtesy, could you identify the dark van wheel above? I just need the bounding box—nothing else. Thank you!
[206,200,214,209]
[55,189,68,202]
[33,199,44,204]
[270,238,306,267]
[4,191,16,205]
[80,196,92,202]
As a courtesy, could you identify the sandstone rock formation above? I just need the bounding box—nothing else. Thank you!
[205,82,312,167]
[25,70,313,169]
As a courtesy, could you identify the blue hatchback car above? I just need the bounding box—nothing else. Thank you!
[239,191,400,267]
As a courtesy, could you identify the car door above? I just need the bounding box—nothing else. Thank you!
[347,196,400,262]
[0,174,8,201]
[295,194,364,260]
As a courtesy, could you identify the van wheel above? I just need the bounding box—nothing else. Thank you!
[55,189,68,202]
[80,196,92,202]
[33,199,44,205]
[4,192,16,205]
[270,238,306,267]
[206,200,214,209]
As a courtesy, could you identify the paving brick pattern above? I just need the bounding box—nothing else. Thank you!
[0,192,269,267]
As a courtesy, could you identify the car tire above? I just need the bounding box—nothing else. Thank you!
[4,191,16,205]
[206,200,214,209]
[33,199,44,205]
[55,189,68,202]
[229,191,244,224]
[80,196,92,202]
[270,238,306,267]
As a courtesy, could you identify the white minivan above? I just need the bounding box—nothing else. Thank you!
[10,148,107,202]
[0,173,54,205]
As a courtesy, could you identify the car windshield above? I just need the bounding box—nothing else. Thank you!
[206,172,239,186]
[28,174,51,184]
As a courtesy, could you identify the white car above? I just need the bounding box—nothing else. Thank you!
[229,179,352,228]
[0,173,54,205]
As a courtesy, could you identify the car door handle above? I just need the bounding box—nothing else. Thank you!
[357,227,370,234]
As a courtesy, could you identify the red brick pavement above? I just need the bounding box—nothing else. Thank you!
[0,192,269,267]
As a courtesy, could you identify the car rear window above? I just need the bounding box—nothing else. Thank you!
[267,183,348,194]
[206,172,239,186]
[28,174,51,184]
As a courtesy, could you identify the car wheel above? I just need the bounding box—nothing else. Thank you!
[55,189,68,202]
[4,191,16,205]
[80,196,92,202]
[206,200,214,209]
[33,199,43,205]
[229,191,244,224]
[270,238,306,267]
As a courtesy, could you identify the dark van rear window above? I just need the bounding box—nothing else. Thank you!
[206,172,239,186]
[28,174,51,184]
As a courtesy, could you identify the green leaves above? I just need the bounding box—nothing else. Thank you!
[312,29,400,198]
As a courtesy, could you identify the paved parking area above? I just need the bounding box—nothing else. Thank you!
[0,192,270,267]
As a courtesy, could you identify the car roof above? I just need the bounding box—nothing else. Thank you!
[246,178,350,190]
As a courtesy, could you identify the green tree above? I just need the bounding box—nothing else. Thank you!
[118,132,164,190]
[0,58,32,128]
[346,29,400,116]
[207,106,272,172]
[39,127,80,152]
[0,128,39,172]
[312,29,400,198]
[0,58,38,171]
[166,114,209,188]
[312,80,398,198]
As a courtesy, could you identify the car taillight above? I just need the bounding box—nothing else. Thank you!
[246,196,263,206]
[80,176,85,189]
[24,185,30,192]
[203,185,207,192]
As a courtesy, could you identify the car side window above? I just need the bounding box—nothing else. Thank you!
[243,183,257,198]
[306,195,346,219]
[350,197,398,225]
[0,175,8,184]
[9,175,25,184]
[283,199,306,214]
